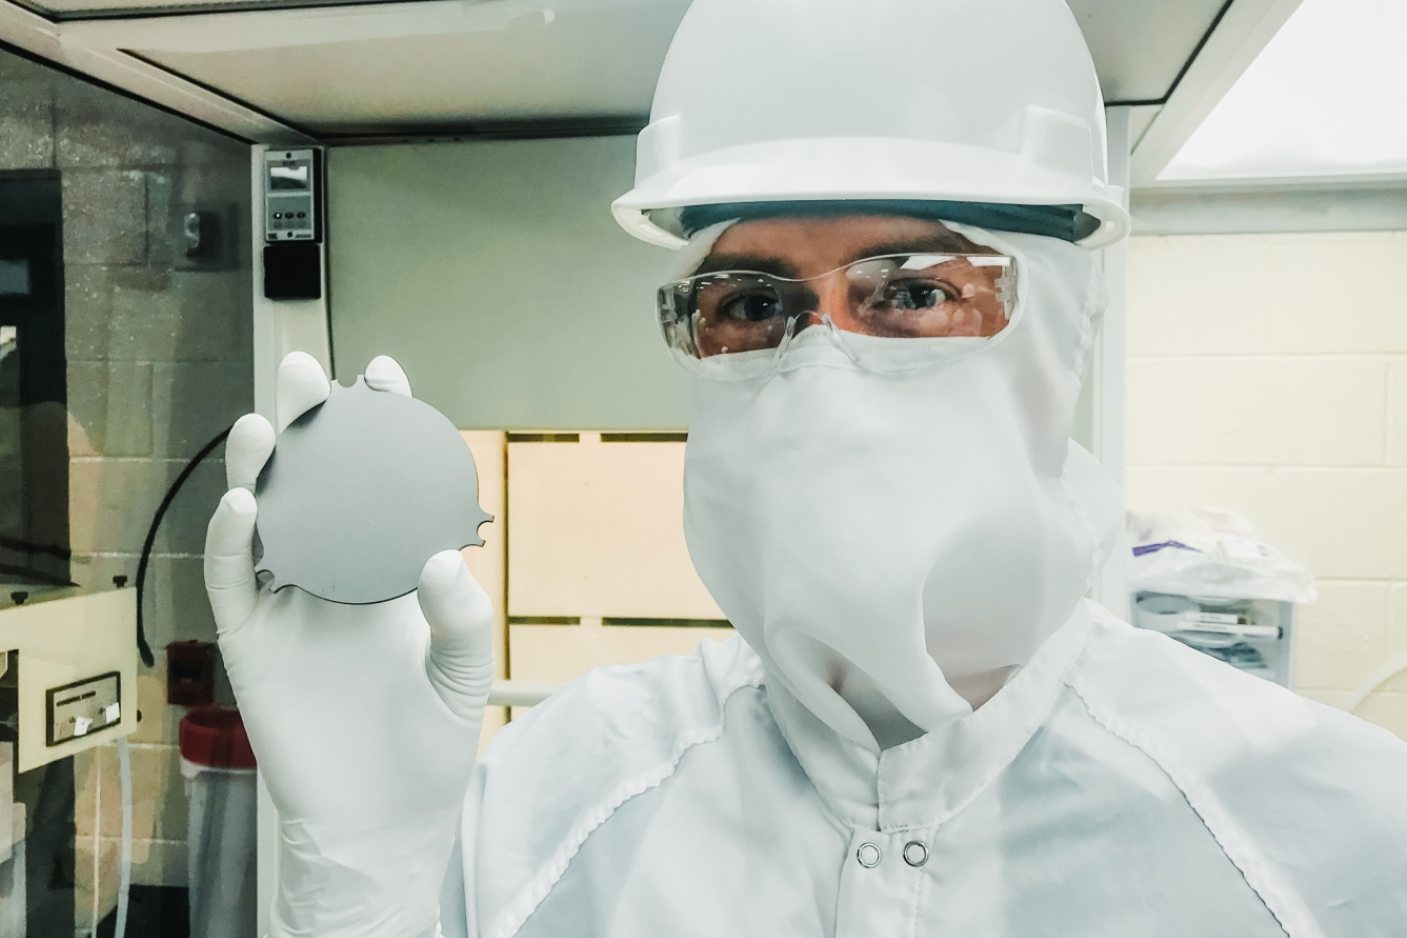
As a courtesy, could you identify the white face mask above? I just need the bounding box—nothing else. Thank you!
[681,225,1121,752]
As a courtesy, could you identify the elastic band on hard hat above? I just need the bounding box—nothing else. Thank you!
[659,200,1101,244]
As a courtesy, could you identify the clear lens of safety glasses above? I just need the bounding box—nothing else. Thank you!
[657,252,1017,368]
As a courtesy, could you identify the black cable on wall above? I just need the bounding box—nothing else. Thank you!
[134,425,232,667]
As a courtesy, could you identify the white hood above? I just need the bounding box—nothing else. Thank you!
[681,227,1122,752]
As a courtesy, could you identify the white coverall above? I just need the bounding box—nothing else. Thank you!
[433,229,1407,937]
[445,605,1407,938]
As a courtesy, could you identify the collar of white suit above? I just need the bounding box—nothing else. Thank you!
[764,602,1092,832]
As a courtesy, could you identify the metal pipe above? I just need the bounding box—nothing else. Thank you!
[488,680,564,708]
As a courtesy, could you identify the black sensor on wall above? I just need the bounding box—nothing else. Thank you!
[264,242,322,300]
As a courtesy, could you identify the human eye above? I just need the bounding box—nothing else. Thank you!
[880,278,958,311]
[717,288,784,323]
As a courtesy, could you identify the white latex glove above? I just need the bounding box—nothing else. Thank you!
[205,352,493,938]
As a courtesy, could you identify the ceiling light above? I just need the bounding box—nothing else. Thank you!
[1160,0,1407,181]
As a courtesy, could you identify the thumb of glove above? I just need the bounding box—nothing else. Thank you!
[418,550,496,724]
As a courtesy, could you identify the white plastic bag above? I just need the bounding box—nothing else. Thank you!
[183,760,256,938]
[1127,508,1316,604]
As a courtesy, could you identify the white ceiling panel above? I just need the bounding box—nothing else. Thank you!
[1068,0,1227,104]
[31,0,1236,139]
[18,0,395,17]
[130,2,690,134]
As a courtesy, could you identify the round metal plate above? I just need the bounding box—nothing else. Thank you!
[254,377,491,605]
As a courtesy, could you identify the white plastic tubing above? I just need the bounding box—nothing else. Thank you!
[89,739,134,938]
[116,738,133,938]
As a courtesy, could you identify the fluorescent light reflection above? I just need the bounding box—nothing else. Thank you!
[1160,0,1407,181]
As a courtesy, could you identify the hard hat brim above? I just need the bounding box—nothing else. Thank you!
[613,137,1130,250]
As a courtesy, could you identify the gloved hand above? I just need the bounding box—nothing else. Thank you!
[204,352,493,938]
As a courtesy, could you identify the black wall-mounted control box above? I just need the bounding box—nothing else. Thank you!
[264,242,322,301]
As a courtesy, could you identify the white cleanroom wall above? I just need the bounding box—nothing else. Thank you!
[1125,229,1407,739]
[326,135,689,430]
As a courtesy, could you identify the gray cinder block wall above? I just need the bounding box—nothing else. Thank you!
[1,47,253,930]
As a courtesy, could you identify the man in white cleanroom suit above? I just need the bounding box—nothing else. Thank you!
[204,0,1407,935]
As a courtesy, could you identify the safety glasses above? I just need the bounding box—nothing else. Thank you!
[657,252,1017,366]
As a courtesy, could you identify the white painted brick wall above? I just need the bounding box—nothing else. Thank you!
[1126,231,1407,738]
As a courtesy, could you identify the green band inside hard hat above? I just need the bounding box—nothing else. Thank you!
[666,200,1102,244]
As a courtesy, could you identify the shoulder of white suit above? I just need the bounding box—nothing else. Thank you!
[485,632,764,753]
[1070,604,1407,921]
[473,631,767,802]
[462,634,770,936]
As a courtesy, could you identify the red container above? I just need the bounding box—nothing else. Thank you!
[179,706,255,770]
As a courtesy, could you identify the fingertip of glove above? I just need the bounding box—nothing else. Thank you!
[229,412,275,448]
[419,549,465,591]
[280,349,324,373]
[365,355,413,397]
[277,352,332,432]
[226,414,276,489]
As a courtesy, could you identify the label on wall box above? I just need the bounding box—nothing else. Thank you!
[47,671,121,746]
[255,375,492,605]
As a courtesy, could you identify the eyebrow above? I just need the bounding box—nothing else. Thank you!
[692,254,800,278]
[850,235,995,260]
[692,236,995,279]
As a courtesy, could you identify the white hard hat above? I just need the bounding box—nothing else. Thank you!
[613,0,1131,249]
